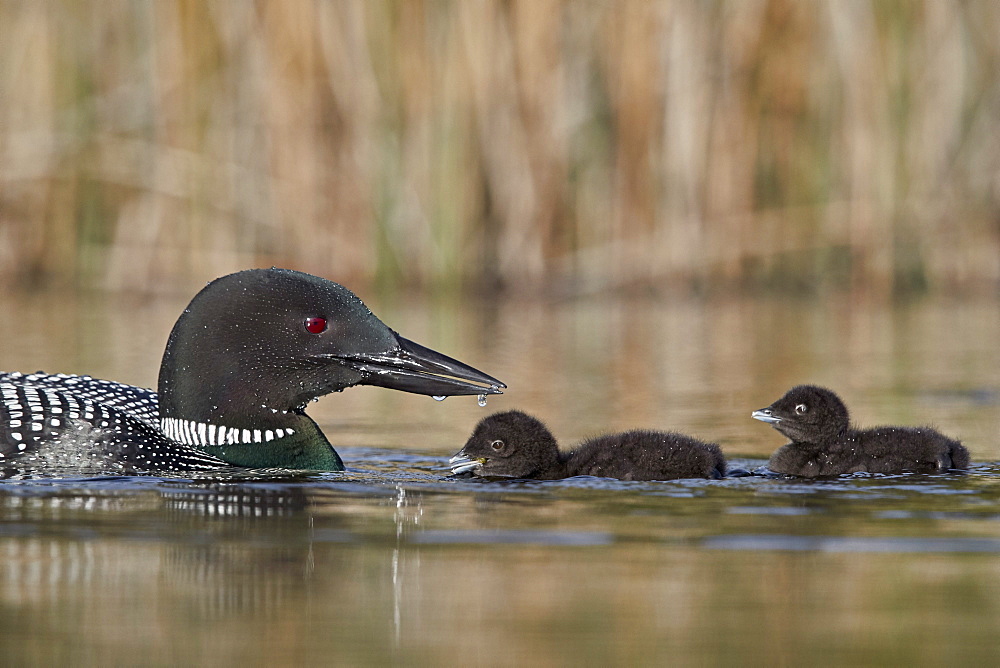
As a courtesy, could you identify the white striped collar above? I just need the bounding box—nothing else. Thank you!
[160,417,295,447]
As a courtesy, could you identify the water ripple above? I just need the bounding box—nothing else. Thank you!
[703,534,1000,553]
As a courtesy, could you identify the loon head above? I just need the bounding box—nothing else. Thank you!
[450,410,559,479]
[751,384,849,444]
[157,268,504,469]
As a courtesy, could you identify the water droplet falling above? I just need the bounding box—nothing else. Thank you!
[477,394,487,407]
[432,396,446,402]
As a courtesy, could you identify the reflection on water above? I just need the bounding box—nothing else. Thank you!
[0,292,998,663]
[2,459,1000,664]
[705,535,1000,552]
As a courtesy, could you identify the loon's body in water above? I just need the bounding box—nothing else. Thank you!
[450,410,726,481]
[0,268,504,473]
[752,384,969,477]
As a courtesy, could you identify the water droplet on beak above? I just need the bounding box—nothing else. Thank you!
[477,394,487,407]
[432,395,446,402]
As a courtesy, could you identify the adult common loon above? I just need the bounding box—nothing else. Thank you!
[752,384,969,476]
[450,410,726,481]
[0,268,504,473]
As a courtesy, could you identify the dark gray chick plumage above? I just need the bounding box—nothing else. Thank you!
[752,384,969,477]
[451,410,726,481]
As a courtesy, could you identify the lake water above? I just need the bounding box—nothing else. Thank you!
[0,289,998,664]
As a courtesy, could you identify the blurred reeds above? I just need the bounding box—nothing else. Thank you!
[1,0,998,296]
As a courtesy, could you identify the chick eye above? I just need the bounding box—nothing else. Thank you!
[304,317,328,334]
[795,404,808,414]
[490,440,504,451]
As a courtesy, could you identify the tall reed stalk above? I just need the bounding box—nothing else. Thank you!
[0,0,998,295]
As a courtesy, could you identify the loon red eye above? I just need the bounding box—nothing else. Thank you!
[304,317,328,334]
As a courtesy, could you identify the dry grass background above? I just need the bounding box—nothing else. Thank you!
[1,0,999,296]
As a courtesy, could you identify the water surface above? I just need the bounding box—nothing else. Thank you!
[0,291,998,664]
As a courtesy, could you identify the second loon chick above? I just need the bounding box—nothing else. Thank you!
[450,410,726,481]
[0,268,504,473]
[751,384,970,477]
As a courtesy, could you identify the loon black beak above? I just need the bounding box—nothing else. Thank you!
[751,408,782,424]
[331,333,505,397]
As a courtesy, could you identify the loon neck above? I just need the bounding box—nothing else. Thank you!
[539,449,571,479]
[522,443,569,480]
[158,411,344,470]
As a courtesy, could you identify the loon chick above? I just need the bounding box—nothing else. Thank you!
[450,410,726,481]
[0,268,504,473]
[751,384,969,477]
